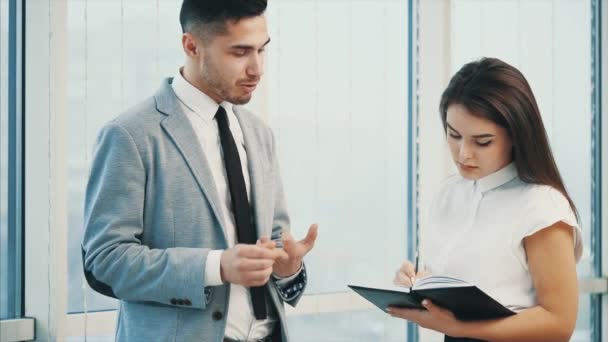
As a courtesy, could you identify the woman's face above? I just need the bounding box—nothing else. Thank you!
[445,104,513,180]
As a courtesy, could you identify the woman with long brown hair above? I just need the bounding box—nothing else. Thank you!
[391,57,582,341]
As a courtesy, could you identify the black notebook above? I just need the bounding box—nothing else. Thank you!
[348,275,515,321]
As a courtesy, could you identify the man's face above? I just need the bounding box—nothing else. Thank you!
[197,15,269,104]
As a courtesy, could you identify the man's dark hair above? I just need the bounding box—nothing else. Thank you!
[180,0,267,41]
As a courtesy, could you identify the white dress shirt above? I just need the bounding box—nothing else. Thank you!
[420,163,582,313]
[171,71,295,340]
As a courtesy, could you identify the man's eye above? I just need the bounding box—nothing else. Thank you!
[233,50,247,57]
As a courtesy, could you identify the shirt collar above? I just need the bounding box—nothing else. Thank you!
[474,162,518,193]
[171,68,231,120]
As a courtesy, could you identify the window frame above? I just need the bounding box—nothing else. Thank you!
[5,0,24,320]
[600,0,608,340]
[22,0,69,341]
[590,0,607,341]
[407,0,419,340]
[0,0,32,340]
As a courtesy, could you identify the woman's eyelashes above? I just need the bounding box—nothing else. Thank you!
[448,132,493,147]
[476,140,493,147]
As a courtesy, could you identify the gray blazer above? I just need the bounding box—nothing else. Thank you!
[82,78,306,342]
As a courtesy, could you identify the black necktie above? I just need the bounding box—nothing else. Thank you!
[215,106,267,320]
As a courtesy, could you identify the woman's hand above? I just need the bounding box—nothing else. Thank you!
[388,300,464,337]
[393,261,430,287]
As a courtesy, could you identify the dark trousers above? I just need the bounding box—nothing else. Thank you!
[444,336,487,342]
[271,323,282,342]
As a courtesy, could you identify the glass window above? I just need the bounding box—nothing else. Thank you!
[266,0,410,295]
[0,0,10,320]
[449,0,595,340]
[67,2,412,341]
[67,0,183,313]
[265,1,410,338]
[67,0,411,318]
[1,0,22,321]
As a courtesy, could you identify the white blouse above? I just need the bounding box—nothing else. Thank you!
[420,163,583,313]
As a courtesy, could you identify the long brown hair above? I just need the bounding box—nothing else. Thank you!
[439,57,578,219]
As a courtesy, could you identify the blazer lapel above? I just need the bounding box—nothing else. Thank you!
[234,106,267,239]
[154,78,228,243]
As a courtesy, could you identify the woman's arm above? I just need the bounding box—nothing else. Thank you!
[459,221,578,341]
[389,221,578,342]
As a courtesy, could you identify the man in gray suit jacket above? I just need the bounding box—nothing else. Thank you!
[82,1,318,341]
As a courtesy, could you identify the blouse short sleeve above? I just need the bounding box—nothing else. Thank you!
[519,185,583,262]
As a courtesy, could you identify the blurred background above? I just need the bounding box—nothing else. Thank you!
[1,0,606,341]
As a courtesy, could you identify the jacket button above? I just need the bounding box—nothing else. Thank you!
[212,311,223,321]
[204,288,212,304]
[184,299,192,306]
[170,298,177,305]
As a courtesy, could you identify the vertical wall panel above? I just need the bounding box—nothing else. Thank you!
[452,0,481,71]
[519,0,554,133]
[271,1,410,340]
[552,0,592,260]
[155,0,182,82]
[480,0,519,66]
[312,0,352,291]
[123,0,160,108]
[272,1,318,239]
[266,0,409,295]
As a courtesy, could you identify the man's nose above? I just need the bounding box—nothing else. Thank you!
[246,53,264,78]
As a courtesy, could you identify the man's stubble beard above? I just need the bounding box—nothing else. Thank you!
[202,59,252,105]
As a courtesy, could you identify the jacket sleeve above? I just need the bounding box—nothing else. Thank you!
[82,122,210,309]
[272,264,307,306]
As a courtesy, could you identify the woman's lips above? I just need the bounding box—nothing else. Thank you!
[458,162,478,171]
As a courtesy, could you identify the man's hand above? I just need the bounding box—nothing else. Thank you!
[220,244,285,287]
[271,224,319,278]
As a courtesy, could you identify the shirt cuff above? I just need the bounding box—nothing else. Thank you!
[204,249,224,286]
[272,262,303,286]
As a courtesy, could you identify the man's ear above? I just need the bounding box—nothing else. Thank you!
[182,33,201,58]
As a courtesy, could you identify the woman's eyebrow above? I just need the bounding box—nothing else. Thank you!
[446,123,495,138]
[472,133,495,138]
[446,123,460,134]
